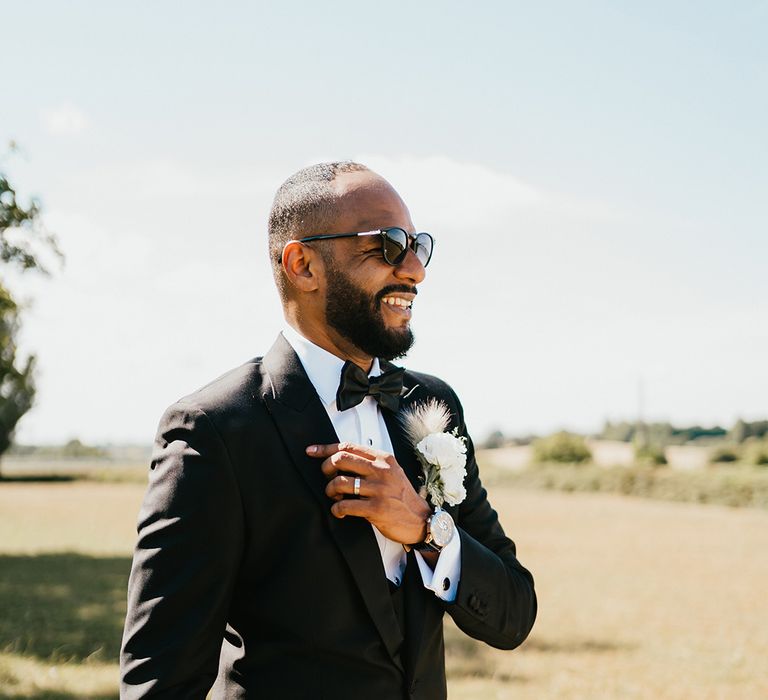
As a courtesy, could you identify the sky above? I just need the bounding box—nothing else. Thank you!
[2,1,767,445]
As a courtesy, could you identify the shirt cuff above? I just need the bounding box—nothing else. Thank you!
[413,531,462,602]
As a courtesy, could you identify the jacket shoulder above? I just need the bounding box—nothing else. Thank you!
[168,357,269,423]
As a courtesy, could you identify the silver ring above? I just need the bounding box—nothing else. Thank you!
[353,477,361,496]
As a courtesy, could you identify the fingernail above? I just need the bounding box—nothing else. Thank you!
[306,445,317,454]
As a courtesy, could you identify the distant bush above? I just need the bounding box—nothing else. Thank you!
[481,429,506,450]
[744,439,768,466]
[533,432,591,464]
[599,420,728,445]
[600,420,635,442]
[709,445,740,463]
[487,463,768,510]
[731,419,768,444]
[8,438,108,459]
[635,444,667,466]
[61,439,108,458]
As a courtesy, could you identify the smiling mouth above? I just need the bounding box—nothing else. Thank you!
[381,295,413,310]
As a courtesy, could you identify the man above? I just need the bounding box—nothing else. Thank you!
[120,161,536,699]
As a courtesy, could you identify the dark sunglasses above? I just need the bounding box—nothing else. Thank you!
[296,227,434,267]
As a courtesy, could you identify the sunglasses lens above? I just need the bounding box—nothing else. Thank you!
[381,229,434,267]
[382,228,409,264]
[413,233,433,267]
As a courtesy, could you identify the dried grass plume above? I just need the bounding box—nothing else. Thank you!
[399,398,452,445]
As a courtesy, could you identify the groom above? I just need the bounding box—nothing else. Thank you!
[120,161,536,699]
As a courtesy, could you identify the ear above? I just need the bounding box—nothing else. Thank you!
[282,240,322,293]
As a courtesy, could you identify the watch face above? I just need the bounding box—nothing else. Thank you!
[430,511,455,548]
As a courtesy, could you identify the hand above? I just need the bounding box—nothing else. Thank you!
[306,441,432,545]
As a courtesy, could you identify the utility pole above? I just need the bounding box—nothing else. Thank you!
[636,374,647,448]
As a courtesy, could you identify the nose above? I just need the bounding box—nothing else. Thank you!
[393,246,426,284]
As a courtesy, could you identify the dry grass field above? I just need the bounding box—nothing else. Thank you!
[0,470,766,699]
[446,489,768,699]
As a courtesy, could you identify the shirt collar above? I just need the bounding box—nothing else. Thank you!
[282,325,381,408]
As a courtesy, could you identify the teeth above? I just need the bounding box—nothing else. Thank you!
[383,296,412,308]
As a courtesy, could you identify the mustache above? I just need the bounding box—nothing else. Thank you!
[375,285,418,302]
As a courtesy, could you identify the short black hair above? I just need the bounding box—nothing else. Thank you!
[268,161,369,300]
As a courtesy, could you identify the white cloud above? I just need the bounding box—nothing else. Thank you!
[358,154,544,230]
[40,103,90,135]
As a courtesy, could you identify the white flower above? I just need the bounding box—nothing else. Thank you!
[416,432,467,506]
[400,398,468,507]
[417,432,467,471]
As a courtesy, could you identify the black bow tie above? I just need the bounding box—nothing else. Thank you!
[336,360,405,413]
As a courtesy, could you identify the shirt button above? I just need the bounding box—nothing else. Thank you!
[367,438,373,446]
[442,577,450,591]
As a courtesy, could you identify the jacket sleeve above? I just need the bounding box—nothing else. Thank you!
[120,402,244,698]
[443,389,537,650]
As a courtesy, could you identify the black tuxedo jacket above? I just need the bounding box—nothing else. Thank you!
[120,335,536,699]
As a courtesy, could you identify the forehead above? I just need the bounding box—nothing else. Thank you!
[328,171,415,234]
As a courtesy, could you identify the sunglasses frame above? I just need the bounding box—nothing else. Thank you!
[295,227,434,267]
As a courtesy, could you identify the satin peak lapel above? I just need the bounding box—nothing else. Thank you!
[381,376,423,494]
[261,335,405,672]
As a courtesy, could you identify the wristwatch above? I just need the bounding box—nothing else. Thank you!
[407,509,455,553]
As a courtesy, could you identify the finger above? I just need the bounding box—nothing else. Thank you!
[326,474,351,500]
[331,497,375,520]
[320,451,377,480]
[307,441,390,462]
[338,442,391,461]
[325,474,352,500]
[326,474,378,500]
[306,443,342,458]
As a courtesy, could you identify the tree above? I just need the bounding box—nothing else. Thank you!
[0,286,35,458]
[482,428,506,450]
[0,157,60,471]
[1,169,60,271]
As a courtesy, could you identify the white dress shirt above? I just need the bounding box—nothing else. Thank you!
[282,326,461,602]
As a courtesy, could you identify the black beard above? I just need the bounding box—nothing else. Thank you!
[324,267,415,361]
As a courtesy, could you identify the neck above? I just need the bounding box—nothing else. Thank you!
[285,311,373,373]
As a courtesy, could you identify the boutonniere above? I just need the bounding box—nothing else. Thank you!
[399,398,468,507]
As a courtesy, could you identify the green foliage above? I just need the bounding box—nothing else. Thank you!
[0,159,60,467]
[634,443,667,466]
[730,419,768,444]
[61,438,109,459]
[674,424,728,442]
[0,284,35,459]
[0,173,60,273]
[533,431,591,464]
[704,440,768,466]
[599,420,727,446]
[600,420,636,442]
[710,445,741,463]
[491,463,768,510]
[744,439,768,466]
[481,429,506,450]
